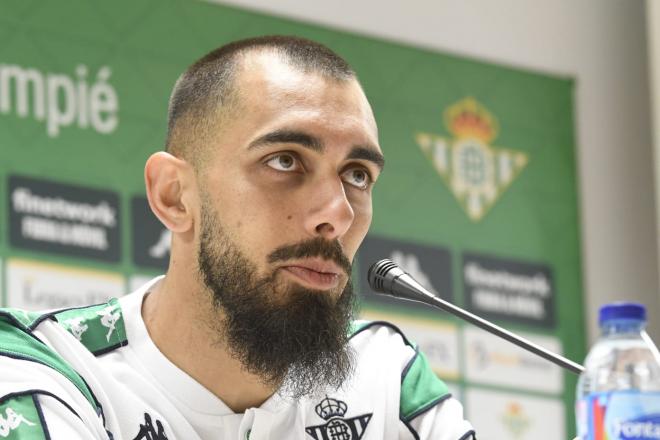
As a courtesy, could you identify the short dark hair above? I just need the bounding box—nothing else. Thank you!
[165,35,356,167]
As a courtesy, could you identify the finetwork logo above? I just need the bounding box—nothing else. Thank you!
[415,97,528,222]
[464,261,551,320]
[9,175,122,262]
[0,63,119,137]
[12,186,116,250]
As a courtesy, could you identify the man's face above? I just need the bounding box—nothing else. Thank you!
[199,52,382,297]
[194,52,382,397]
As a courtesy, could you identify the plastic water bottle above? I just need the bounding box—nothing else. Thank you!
[576,302,660,439]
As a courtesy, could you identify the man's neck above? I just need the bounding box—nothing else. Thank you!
[141,274,276,413]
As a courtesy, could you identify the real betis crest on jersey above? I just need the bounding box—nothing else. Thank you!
[305,396,372,440]
[415,97,529,222]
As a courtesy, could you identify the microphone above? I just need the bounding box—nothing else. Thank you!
[368,259,585,375]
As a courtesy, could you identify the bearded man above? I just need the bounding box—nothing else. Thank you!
[0,36,475,440]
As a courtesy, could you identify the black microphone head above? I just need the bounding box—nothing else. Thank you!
[367,259,405,294]
[368,259,436,304]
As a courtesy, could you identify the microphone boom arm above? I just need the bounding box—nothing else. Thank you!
[368,259,585,375]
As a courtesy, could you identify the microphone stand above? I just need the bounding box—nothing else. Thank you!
[404,287,583,375]
[368,259,585,375]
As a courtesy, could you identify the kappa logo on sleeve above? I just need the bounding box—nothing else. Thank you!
[0,395,47,439]
[0,408,36,437]
[97,306,121,342]
[64,317,89,341]
[305,396,372,440]
[57,299,127,355]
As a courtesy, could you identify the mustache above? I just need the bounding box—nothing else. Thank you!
[267,237,352,275]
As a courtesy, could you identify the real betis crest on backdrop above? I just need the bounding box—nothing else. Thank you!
[416,97,529,222]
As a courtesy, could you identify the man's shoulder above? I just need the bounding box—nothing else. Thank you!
[349,319,416,350]
[51,298,129,356]
[0,345,108,439]
[0,298,128,357]
[0,298,129,411]
[348,319,421,374]
[0,306,106,418]
[347,319,453,422]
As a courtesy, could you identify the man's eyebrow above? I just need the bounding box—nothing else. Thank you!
[347,146,385,171]
[248,128,384,171]
[248,129,323,152]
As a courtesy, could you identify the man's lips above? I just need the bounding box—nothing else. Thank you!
[279,259,344,290]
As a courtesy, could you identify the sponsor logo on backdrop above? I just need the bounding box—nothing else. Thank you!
[465,388,565,440]
[131,196,170,270]
[389,249,438,295]
[463,252,555,328]
[501,402,531,438]
[357,235,453,311]
[9,175,121,262]
[415,97,529,222]
[6,259,123,310]
[464,326,563,394]
[360,310,460,379]
[0,63,118,137]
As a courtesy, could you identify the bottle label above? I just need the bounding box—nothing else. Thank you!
[578,391,660,439]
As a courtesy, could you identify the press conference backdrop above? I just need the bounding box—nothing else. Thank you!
[0,1,584,438]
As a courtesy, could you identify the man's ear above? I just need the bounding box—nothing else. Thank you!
[144,152,195,233]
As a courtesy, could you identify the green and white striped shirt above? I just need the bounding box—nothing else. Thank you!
[0,277,475,440]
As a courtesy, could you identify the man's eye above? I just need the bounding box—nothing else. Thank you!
[341,168,371,189]
[266,154,298,171]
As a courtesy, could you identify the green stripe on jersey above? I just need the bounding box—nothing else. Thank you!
[348,320,371,336]
[54,298,127,355]
[0,318,96,409]
[0,309,43,329]
[400,350,449,421]
[0,394,47,439]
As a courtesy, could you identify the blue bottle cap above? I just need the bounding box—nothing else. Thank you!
[599,302,646,325]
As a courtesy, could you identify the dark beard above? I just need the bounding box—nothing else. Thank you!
[197,205,356,399]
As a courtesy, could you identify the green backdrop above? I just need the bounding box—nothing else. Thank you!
[0,0,585,437]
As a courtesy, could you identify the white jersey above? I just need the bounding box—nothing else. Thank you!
[0,277,475,440]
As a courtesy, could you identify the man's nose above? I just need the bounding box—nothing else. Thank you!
[304,178,355,240]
